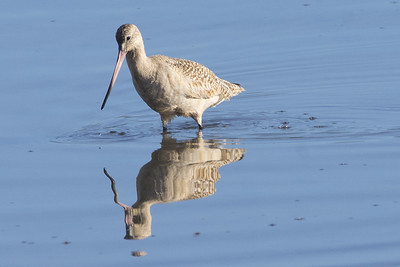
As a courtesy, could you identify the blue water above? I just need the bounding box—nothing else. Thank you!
[1,1,400,266]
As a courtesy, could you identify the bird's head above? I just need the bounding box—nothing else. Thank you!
[101,24,142,110]
[116,24,142,54]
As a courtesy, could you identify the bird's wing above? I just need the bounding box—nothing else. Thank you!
[160,56,244,100]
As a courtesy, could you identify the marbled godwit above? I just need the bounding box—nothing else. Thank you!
[101,24,244,131]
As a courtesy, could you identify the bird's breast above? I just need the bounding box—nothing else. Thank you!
[130,68,187,113]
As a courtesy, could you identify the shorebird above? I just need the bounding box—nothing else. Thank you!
[101,24,244,131]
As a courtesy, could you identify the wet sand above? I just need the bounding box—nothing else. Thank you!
[1,1,400,266]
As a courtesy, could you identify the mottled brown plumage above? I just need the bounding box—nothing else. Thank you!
[101,24,244,130]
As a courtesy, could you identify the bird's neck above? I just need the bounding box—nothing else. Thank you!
[126,43,153,78]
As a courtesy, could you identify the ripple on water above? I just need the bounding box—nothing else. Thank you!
[52,115,160,144]
[53,106,399,144]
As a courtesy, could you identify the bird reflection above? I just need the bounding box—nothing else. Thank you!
[103,133,245,240]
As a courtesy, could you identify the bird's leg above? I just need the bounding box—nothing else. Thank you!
[192,114,203,130]
[161,114,171,132]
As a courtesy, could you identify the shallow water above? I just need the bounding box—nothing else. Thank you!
[1,0,400,266]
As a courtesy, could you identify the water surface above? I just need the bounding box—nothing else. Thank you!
[1,1,400,266]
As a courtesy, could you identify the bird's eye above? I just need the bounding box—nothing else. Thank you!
[126,36,131,41]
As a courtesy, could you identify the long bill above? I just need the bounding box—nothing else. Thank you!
[101,50,127,110]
